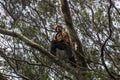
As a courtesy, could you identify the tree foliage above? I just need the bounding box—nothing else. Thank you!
[0,0,120,80]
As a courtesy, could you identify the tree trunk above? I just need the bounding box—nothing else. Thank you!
[59,0,87,79]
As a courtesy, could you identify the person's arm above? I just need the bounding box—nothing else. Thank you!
[54,33,64,42]
[62,32,70,43]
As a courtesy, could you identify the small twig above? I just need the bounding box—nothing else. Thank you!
[100,0,116,80]
[0,49,30,80]
[111,1,120,15]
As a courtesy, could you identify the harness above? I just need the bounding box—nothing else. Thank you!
[54,32,70,43]
[55,32,63,41]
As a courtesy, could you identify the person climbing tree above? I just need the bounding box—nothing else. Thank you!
[50,24,76,67]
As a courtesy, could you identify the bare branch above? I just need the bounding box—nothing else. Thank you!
[0,49,30,80]
[59,0,87,68]
[100,0,116,80]
[0,27,81,78]
[111,1,120,15]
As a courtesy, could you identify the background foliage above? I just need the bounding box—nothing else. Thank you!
[0,0,120,80]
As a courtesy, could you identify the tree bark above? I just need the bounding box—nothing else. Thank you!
[0,28,82,79]
[59,0,87,79]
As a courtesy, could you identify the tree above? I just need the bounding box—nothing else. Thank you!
[59,0,87,79]
[0,0,120,80]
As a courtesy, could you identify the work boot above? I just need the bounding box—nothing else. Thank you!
[69,57,77,68]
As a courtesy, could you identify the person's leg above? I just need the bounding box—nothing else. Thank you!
[51,41,65,56]
[50,40,57,56]
[64,43,77,67]
[69,56,76,67]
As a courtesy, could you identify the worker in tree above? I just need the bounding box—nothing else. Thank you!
[50,24,76,67]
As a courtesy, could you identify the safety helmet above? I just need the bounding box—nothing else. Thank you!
[54,24,62,31]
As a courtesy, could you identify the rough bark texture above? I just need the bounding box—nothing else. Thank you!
[59,0,87,79]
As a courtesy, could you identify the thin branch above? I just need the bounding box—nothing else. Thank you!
[0,27,80,77]
[0,1,16,21]
[100,0,116,80]
[111,1,120,15]
[0,49,30,80]
[5,56,52,69]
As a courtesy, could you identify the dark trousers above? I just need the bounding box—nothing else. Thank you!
[50,40,76,67]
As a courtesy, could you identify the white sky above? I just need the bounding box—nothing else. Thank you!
[115,0,120,8]
[0,1,120,16]
[0,1,119,80]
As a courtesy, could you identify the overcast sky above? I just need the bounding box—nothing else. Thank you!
[0,1,120,16]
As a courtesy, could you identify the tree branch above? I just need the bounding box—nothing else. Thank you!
[0,27,80,77]
[0,49,30,80]
[100,0,116,80]
[111,1,120,15]
[59,0,87,68]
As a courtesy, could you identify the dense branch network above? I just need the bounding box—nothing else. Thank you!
[0,27,80,78]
